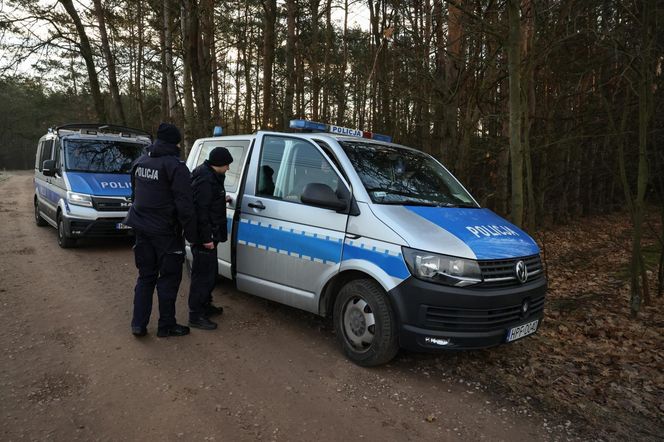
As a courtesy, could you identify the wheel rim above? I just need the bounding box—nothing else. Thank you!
[342,296,376,352]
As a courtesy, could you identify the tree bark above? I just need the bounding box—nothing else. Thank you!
[261,0,277,128]
[92,0,126,125]
[163,0,182,123]
[59,0,106,121]
[507,0,524,227]
[283,0,297,128]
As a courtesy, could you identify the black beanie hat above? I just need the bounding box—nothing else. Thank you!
[156,122,182,145]
[208,147,233,166]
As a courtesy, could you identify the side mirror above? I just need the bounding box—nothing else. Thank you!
[42,159,56,177]
[301,183,348,212]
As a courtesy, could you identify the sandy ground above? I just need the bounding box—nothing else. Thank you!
[0,171,569,441]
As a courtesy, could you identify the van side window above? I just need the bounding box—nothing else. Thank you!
[196,140,250,193]
[35,141,43,170]
[259,135,343,204]
[54,138,61,172]
[257,137,285,197]
[39,140,53,171]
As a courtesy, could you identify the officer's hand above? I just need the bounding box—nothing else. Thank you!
[225,195,233,203]
[203,242,214,250]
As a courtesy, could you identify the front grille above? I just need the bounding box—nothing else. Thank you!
[422,295,545,332]
[70,218,132,236]
[477,254,544,288]
[92,196,132,212]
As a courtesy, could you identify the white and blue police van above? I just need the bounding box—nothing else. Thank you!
[186,120,546,366]
[34,124,151,248]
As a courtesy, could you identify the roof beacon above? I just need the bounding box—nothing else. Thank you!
[289,119,392,143]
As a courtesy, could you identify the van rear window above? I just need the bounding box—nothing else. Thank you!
[65,139,146,174]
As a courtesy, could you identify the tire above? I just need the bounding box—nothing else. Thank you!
[34,198,47,227]
[333,279,399,367]
[57,213,76,248]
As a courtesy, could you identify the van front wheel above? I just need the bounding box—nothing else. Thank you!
[34,198,47,226]
[57,214,76,248]
[334,279,399,367]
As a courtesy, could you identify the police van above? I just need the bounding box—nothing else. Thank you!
[34,124,151,248]
[186,121,546,366]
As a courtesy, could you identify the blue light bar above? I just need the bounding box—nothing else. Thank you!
[289,119,392,143]
[371,133,392,142]
[213,126,223,136]
[289,119,327,131]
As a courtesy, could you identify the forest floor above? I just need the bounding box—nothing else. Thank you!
[418,207,664,440]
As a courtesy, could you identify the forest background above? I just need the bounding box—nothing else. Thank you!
[1,0,663,437]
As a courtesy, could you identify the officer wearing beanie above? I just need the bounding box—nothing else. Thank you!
[124,123,197,338]
[187,147,233,330]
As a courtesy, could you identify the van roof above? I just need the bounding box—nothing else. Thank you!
[47,123,152,141]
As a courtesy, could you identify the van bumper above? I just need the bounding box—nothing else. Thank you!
[63,215,133,238]
[388,276,547,352]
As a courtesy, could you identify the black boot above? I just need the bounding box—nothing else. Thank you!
[204,303,224,317]
[131,326,147,337]
[189,315,218,330]
[157,324,191,337]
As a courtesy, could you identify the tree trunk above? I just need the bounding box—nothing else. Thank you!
[630,0,654,314]
[59,0,106,121]
[164,0,182,123]
[135,0,146,128]
[261,0,277,128]
[507,0,524,227]
[309,0,320,120]
[92,0,126,125]
[181,3,195,156]
[335,0,348,126]
[283,0,296,128]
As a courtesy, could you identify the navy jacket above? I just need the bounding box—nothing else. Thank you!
[192,161,228,244]
[124,140,197,242]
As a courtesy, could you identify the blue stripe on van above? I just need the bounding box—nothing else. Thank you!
[237,220,343,263]
[35,182,61,204]
[342,243,410,280]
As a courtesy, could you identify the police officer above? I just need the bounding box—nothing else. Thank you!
[124,123,198,338]
[188,147,233,330]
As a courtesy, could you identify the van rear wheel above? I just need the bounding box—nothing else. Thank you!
[57,214,76,248]
[334,279,399,367]
[34,199,47,227]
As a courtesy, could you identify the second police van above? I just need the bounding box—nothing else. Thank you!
[34,124,151,247]
[187,121,546,366]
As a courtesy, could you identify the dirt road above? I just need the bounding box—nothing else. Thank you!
[0,172,568,441]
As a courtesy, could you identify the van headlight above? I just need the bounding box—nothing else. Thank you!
[67,191,93,207]
[402,247,482,287]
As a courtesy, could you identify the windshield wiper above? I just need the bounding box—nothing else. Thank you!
[438,202,479,208]
[379,200,439,206]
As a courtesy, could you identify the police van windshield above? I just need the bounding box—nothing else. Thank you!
[64,139,145,173]
[340,141,478,207]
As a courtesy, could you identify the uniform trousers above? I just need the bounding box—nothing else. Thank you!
[188,243,218,319]
[131,231,185,329]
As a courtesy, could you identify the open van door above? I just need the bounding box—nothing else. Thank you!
[234,132,352,313]
[187,137,252,279]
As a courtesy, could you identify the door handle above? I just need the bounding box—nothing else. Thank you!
[248,201,265,210]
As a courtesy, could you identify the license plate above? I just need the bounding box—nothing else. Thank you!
[506,319,539,342]
[116,223,131,230]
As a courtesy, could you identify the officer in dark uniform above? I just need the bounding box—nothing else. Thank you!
[188,147,233,330]
[124,123,198,338]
